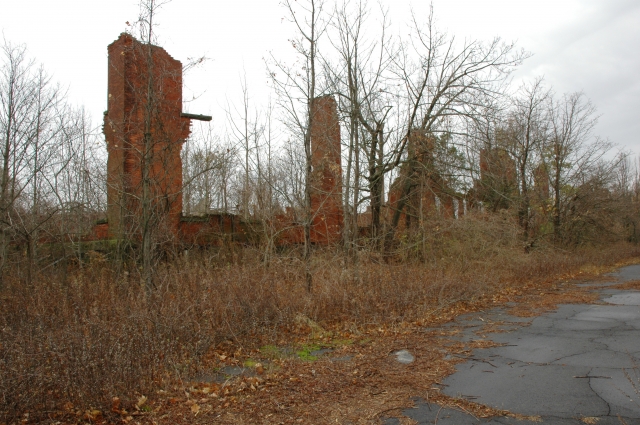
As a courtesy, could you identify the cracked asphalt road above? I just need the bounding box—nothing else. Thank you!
[387,265,640,425]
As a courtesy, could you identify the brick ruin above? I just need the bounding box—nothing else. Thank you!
[98,34,533,247]
[100,33,250,246]
[98,34,343,247]
[471,145,550,236]
[103,33,191,239]
[94,34,546,248]
[387,130,461,231]
[309,96,343,244]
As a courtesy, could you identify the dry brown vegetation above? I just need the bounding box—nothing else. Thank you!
[1,213,638,424]
[3,2,640,423]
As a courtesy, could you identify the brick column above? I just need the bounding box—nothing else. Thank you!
[309,96,343,245]
[103,33,191,239]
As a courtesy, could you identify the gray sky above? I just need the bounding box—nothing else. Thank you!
[1,0,639,152]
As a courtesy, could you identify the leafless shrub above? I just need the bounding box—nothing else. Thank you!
[2,213,637,422]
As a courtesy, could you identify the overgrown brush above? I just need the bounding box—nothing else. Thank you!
[1,213,638,422]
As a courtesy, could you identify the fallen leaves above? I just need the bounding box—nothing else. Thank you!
[83,409,102,421]
[508,288,600,317]
[190,403,200,415]
[136,395,147,409]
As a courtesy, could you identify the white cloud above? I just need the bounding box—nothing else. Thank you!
[1,0,638,150]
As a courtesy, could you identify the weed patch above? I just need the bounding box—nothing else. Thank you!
[1,216,639,423]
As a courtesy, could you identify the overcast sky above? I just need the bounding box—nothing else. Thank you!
[1,0,639,153]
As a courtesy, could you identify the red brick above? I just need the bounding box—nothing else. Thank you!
[309,96,343,245]
[103,33,190,239]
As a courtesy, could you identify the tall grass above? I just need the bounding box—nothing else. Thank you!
[1,213,637,422]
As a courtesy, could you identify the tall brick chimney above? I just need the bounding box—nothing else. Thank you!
[103,33,191,239]
[309,95,343,244]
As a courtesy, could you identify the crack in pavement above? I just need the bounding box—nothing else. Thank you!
[387,264,640,424]
[588,367,613,416]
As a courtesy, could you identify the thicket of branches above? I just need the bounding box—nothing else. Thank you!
[0,40,105,285]
[183,0,638,259]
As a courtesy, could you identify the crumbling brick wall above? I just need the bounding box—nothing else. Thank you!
[387,130,459,231]
[179,214,254,246]
[103,33,191,239]
[309,96,343,245]
[101,35,343,247]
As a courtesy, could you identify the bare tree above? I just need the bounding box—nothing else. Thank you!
[225,73,266,219]
[386,6,526,244]
[268,0,328,291]
[0,40,69,283]
[138,0,166,287]
[182,123,234,215]
[0,39,105,283]
[12,66,66,282]
[505,77,551,238]
[546,91,611,243]
[327,0,396,249]
[48,107,106,265]
[0,40,33,283]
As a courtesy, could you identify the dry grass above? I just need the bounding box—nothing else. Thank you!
[1,213,639,423]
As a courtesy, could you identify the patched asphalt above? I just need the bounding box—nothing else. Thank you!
[386,264,640,424]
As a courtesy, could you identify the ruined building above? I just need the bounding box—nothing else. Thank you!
[99,33,342,246]
[309,96,343,244]
[387,130,460,231]
[104,33,194,238]
[268,96,344,246]
[102,33,249,245]
[533,163,550,201]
